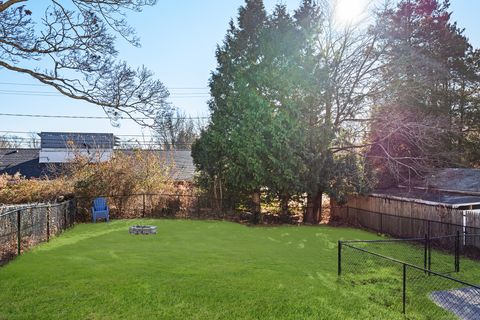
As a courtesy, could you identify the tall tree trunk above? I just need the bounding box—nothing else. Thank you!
[304,190,323,224]
[219,177,224,218]
[279,193,290,220]
[312,190,323,224]
[213,176,220,212]
[252,189,261,224]
[304,194,314,224]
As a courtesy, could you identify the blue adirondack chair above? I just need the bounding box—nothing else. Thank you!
[92,197,110,223]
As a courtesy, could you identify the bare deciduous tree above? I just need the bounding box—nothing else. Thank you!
[0,134,23,148]
[0,0,168,126]
[153,108,200,151]
[27,132,40,148]
[366,107,458,187]
[300,3,385,223]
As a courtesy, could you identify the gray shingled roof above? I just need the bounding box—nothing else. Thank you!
[0,148,194,181]
[39,132,118,149]
[374,168,480,208]
[0,149,50,178]
[372,187,480,208]
[161,150,195,181]
[424,168,480,193]
[119,150,195,181]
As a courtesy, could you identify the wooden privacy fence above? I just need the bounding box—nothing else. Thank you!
[465,210,480,230]
[332,196,480,251]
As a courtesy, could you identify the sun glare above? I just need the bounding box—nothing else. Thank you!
[334,0,369,27]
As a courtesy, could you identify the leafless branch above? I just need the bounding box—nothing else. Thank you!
[0,0,165,126]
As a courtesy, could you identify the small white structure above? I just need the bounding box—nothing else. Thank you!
[38,132,118,164]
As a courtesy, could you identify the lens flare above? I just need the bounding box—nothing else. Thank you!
[334,0,369,26]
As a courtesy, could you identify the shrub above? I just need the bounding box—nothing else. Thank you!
[0,151,175,218]
[0,173,71,204]
[66,150,175,220]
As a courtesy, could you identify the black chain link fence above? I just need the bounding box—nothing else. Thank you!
[406,265,480,319]
[339,239,480,318]
[340,238,428,271]
[1,193,307,264]
[339,236,465,274]
[339,243,405,313]
[0,199,76,265]
[74,193,307,224]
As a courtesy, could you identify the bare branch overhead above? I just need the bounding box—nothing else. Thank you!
[0,0,166,127]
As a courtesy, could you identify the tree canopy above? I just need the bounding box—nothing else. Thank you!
[193,0,480,224]
[368,0,480,184]
[192,0,376,223]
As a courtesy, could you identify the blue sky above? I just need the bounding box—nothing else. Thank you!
[0,0,479,139]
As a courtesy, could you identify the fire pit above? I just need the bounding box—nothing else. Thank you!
[129,225,157,235]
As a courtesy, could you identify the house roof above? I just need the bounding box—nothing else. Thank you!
[0,148,195,181]
[39,132,118,149]
[160,150,195,181]
[0,149,52,178]
[371,168,480,208]
[422,168,480,193]
[118,150,195,181]
[371,187,480,208]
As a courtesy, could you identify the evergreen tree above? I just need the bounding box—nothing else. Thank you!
[193,0,376,223]
[193,0,269,221]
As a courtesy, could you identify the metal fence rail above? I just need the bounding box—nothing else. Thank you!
[338,234,468,274]
[338,238,480,318]
[0,200,76,265]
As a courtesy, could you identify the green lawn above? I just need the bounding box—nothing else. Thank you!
[0,219,478,319]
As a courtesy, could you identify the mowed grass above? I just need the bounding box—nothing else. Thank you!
[0,220,477,320]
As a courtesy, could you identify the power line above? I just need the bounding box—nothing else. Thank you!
[0,135,196,144]
[0,131,203,146]
[0,82,46,87]
[0,91,210,99]
[0,112,209,120]
[0,140,196,146]
[0,113,143,119]
[0,130,166,138]
[0,89,210,95]
[0,134,195,140]
[0,136,197,145]
[0,90,59,97]
[0,82,209,90]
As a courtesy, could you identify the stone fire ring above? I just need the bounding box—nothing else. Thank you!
[129,225,157,235]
